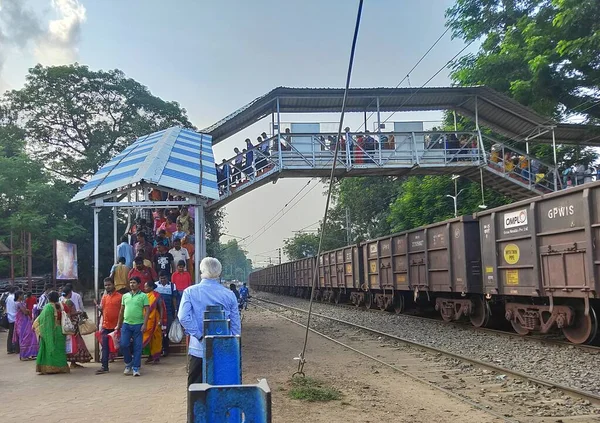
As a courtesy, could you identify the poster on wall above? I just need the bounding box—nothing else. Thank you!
[56,240,78,280]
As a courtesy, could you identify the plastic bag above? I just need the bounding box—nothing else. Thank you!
[168,318,184,344]
[108,330,120,353]
[61,310,76,335]
[95,330,120,354]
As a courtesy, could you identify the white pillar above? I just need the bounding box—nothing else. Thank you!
[113,207,118,262]
[93,207,100,362]
[194,204,205,284]
[277,97,282,169]
[474,96,479,130]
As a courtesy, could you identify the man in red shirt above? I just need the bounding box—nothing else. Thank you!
[128,257,157,286]
[25,292,37,313]
[171,260,192,291]
[96,278,123,374]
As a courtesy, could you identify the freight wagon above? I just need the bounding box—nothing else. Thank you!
[250,182,600,344]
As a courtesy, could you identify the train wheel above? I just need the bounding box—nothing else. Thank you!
[562,304,598,345]
[315,290,322,302]
[510,320,530,336]
[470,296,491,328]
[393,295,405,314]
[364,292,373,309]
[329,290,336,303]
[440,309,453,322]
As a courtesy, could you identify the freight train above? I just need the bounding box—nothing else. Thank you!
[250,181,600,345]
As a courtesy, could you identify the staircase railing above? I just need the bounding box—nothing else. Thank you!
[480,134,560,193]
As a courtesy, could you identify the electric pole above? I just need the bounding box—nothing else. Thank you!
[278,248,282,265]
[345,208,352,244]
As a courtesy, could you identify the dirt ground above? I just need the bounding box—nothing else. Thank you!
[0,306,502,422]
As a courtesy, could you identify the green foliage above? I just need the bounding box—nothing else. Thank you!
[4,63,195,180]
[0,138,109,281]
[216,239,253,281]
[288,377,342,402]
[283,232,320,260]
[387,175,510,232]
[332,177,401,240]
[446,0,600,122]
[0,64,222,285]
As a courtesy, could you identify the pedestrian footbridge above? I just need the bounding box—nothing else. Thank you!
[207,129,557,211]
[202,86,599,211]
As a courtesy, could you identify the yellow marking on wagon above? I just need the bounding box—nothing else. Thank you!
[506,269,519,285]
[503,244,520,265]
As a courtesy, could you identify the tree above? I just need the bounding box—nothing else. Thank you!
[387,175,510,232]
[283,232,320,260]
[5,64,195,181]
[0,134,109,281]
[217,239,253,281]
[331,176,401,240]
[446,0,600,122]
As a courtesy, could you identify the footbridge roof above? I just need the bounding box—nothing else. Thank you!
[202,86,600,146]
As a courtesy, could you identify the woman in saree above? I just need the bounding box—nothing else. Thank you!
[36,291,69,374]
[143,281,166,364]
[13,291,39,360]
[61,286,92,368]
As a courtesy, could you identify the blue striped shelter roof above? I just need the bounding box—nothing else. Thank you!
[71,127,219,202]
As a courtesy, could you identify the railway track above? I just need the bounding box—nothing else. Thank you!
[254,297,600,422]
[280,293,600,353]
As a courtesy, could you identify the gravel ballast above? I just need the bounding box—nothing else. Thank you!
[254,292,600,397]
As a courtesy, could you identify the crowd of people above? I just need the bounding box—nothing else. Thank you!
[214,128,486,194]
[2,255,245,381]
[489,144,600,190]
[3,282,92,373]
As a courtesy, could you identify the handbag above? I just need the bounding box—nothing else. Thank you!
[78,317,96,335]
[32,316,41,337]
[61,306,76,335]
[0,313,8,329]
[168,317,184,344]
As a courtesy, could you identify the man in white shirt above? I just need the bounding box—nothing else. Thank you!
[64,283,85,312]
[5,286,19,354]
[169,239,190,270]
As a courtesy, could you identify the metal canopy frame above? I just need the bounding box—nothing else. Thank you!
[90,182,207,311]
[202,86,600,146]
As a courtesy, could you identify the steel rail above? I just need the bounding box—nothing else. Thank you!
[283,294,600,353]
[252,301,520,423]
[254,297,600,405]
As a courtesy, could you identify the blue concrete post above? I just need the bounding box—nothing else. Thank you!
[189,379,272,423]
[204,310,225,320]
[203,335,242,385]
[204,319,231,337]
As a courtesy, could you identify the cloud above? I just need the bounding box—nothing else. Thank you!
[35,0,87,65]
[0,0,44,89]
[0,0,86,89]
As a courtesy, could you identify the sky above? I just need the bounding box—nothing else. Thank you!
[0,0,474,266]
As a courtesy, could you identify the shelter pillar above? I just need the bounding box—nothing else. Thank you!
[93,206,100,362]
[277,97,282,169]
[194,204,206,283]
[113,207,118,262]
